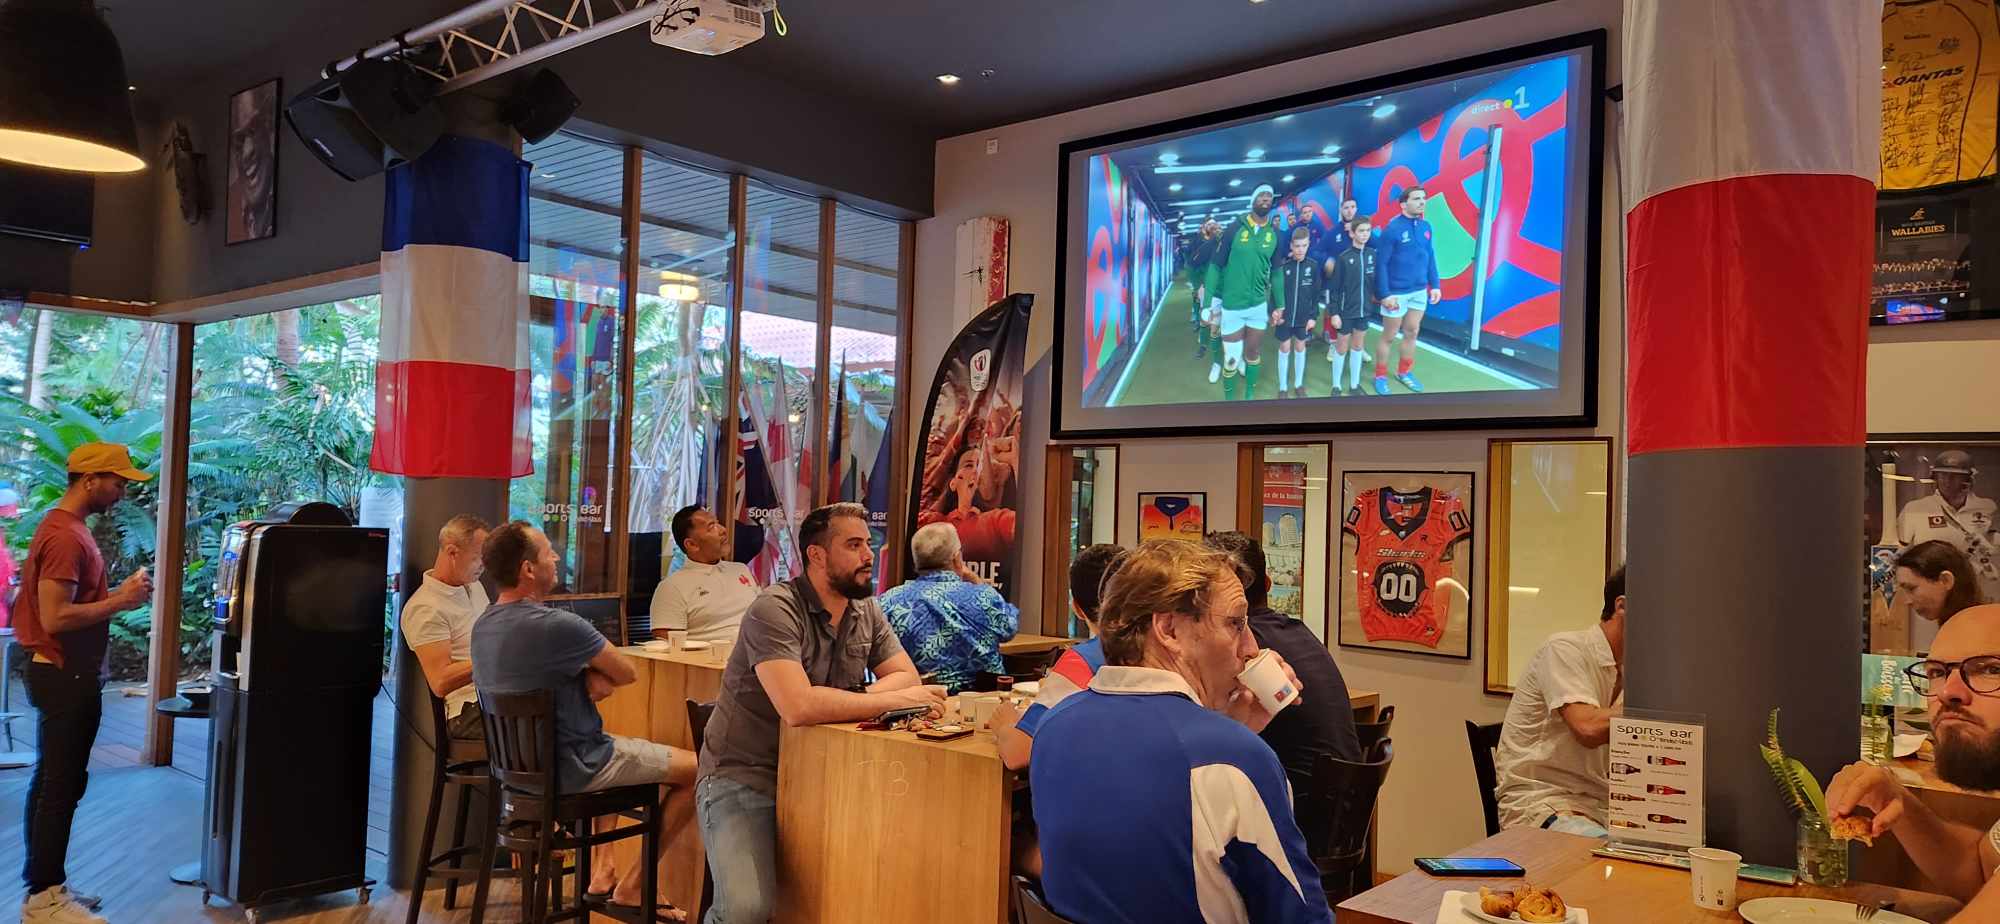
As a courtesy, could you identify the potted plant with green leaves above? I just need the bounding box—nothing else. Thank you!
[1762,708,1846,886]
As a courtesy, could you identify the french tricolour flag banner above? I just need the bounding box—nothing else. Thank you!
[1625,0,1879,454]
[371,136,533,479]
[1623,0,1879,867]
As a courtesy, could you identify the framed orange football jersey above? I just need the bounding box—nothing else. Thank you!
[1344,486,1473,647]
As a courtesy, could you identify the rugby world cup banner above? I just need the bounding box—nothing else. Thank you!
[909,293,1032,601]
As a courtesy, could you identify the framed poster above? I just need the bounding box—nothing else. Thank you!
[1236,442,1333,640]
[226,78,280,244]
[1864,435,2000,654]
[1339,470,1475,658]
[1871,190,1983,325]
[1138,491,1206,542]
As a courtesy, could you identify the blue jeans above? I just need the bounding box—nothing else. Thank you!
[697,775,778,924]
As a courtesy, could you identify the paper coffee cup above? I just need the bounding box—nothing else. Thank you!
[1687,846,1741,911]
[667,630,689,650]
[1238,650,1299,715]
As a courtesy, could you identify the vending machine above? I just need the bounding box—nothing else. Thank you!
[203,501,385,915]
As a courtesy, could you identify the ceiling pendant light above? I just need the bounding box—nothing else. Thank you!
[0,0,144,173]
[659,270,702,303]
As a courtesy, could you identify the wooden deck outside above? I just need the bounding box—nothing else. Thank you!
[1,675,536,922]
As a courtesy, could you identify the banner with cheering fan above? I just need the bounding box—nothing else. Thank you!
[908,293,1031,601]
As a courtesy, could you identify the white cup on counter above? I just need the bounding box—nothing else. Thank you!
[1687,846,1740,911]
[667,630,688,650]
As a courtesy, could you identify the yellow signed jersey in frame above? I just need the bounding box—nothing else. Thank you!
[1883,0,2000,190]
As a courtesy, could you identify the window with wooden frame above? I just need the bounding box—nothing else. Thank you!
[1483,437,1615,694]
[1040,444,1120,638]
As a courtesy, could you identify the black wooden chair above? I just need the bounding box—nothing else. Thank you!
[685,699,717,916]
[478,690,664,924]
[1354,705,1395,755]
[1466,720,1505,837]
[1012,874,1077,924]
[1293,738,1394,907]
[406,691,516,924]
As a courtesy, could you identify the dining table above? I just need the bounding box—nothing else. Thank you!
[1336,827,1964,923]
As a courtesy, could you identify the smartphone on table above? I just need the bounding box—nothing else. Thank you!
[1414,857,1527,877]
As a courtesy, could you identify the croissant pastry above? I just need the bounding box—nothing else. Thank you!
[1513,885,1568,923]
[1830,813,1876,846]
[1478,887,1516,917]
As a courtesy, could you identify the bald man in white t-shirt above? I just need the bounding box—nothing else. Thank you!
[401,514,492,740]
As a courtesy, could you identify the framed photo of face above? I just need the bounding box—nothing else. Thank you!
[1338,470,1475,659]
[226,78,280,244]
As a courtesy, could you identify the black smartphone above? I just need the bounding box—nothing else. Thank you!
[1414,857,1527,877]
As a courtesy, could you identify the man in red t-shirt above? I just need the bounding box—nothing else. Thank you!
[17,443,152,924]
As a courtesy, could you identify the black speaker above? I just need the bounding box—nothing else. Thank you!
[337,57,443,163]
[284,57,443,182]
[504,68,579,145]
[285,75,385,182]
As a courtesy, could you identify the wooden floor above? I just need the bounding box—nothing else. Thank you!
[0,675,526,921]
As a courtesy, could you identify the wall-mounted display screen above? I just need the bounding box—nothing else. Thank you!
[1054,32,1603,438]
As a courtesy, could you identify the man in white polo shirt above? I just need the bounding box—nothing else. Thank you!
[1494,566,1625,836]
[652,504,760,645]
[400,514,491,740]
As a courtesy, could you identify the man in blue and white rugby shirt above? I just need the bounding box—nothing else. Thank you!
[1030,539,1330,924]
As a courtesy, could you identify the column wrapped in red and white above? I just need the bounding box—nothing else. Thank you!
[370,135,533,479]
[1623,0,1879,866]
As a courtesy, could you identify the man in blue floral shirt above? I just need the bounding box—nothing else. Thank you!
[881,523,1020,692]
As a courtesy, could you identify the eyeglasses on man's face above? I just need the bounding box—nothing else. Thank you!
[1905,655,2000,696]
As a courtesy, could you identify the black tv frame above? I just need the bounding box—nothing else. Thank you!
[1051,29,1607,441]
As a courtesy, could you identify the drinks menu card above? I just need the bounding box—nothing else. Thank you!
[1607,713,1706,849]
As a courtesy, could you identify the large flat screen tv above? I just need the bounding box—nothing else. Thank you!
[1054,31,1605,439]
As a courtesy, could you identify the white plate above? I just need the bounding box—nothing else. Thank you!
[680,640,713,651]
[1738,898,1924,923]
[1893,733,1926,758]
[640,640,671,651]
[1457,891,1580,924]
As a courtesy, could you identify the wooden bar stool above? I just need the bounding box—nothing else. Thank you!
[479,689,666,924]
[406,692,515,924]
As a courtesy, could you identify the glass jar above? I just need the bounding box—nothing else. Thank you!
[1797,816,1849,887]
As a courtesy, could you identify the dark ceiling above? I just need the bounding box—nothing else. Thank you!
[108,0,1549,140]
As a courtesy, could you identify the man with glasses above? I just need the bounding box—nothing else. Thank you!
[1830,604,2000,919]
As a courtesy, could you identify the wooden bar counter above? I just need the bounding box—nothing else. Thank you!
[776,721,1015,924]
[594,643,732,919]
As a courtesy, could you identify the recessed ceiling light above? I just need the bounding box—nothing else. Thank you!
[1275,115,1293,122]
[1245,148,1265,159]
[937,74,961,85]
[1330,156,1341,164]
[126,85,136,92]
[1158,152,1179,165]
[1228,178,1242,187]
[1282,174,1295,183]
[1168,182,1183,192]
[1372,103,1398,119]
[1321,144,1340,156]
[540,172,558,178]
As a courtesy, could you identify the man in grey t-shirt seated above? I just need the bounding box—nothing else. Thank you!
[471,521,695,916]
[695,502,945,924]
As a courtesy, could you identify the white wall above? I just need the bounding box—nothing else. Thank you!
[913,0,1627,872]
[1867,318,2000,434]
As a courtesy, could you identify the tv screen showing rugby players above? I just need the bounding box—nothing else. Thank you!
[1053,32,1604,438]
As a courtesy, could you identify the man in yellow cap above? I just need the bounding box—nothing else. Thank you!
[17,443,153,924]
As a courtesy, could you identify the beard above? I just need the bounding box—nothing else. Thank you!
[1935,715,2000,791]
[830,566,874,601]
[1252,203,1271,218]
